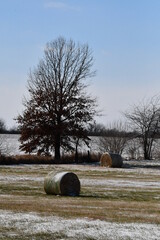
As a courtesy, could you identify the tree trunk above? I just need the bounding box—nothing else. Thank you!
[55,134,61,162]
[143,143,149,160]
[87,150,90,162]
[75,138,79,163]
[144,143,151,160]
[143,135,150,160]
[144,151,149,160]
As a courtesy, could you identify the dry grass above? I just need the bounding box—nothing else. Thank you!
[0,160,160,239]
[1,194,159,223]
[0,152,100,165]
[0,162,160,222]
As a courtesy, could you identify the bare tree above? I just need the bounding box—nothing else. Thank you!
[152,140,160,159]
[0,119,6,133]
[16,37,97,161]
[124,138,142,160]
[98,121,129,155]
[124,95,160,160]
[0,119,7,156]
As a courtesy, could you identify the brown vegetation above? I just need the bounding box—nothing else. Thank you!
[0,152,100,165]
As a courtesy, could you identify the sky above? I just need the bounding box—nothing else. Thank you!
[1,0,160,128]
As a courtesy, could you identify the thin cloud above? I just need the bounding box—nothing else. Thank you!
[44,1,80,11]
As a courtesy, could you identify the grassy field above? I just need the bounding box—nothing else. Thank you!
[0,160,160,239]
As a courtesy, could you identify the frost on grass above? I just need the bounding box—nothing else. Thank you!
[81,178,160,189]
[0,175,43,183]
[0,210,160,240]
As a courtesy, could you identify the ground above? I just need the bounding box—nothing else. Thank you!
[0,160,160,239]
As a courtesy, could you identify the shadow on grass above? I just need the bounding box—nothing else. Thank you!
[123,162,160,170]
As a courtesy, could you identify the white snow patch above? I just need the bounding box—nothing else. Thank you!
[81,178,160,189]
[1,173,160,190]
[0,175,43,182]
[0,210,160,240]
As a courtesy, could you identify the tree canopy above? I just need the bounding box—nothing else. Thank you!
[17,37,98,161]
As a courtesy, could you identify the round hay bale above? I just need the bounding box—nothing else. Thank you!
[100,152,112,167]
[100,152,123,168]
[44,171,80,196]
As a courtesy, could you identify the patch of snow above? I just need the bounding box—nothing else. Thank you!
[0,210,159,240]
[81,178,160,189]
[1,173,160,190]
[0,175,43,182]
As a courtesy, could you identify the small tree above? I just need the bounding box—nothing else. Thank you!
[16,37,97,161]
[125,138,142,160]
[98,121,129,155]
[124,95,160,160]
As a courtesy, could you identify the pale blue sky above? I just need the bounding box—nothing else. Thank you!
[1,0,160,127]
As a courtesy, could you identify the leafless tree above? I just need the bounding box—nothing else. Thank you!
[0,119,6,133]
[124,138,142,160]
[16,37,98,161]
[152,140,160,159]
[124,95,160,160]
[98,121,129,155]
[0,119,7,156]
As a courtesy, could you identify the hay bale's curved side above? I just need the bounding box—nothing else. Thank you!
[109,153,123,168]
[100,152,112,167]
[100,152,123,168]
[44,171,80,196]
[44,171,65,195]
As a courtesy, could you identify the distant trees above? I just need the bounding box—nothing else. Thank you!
[16,37,97,161]
[0,119,5,156]
[0,136,3,156]
[124,95,160,160]
[87,122,106,136]
[8,126,20,134]
[0,119,19,134]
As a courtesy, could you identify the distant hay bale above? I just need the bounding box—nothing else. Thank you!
[44,171,80,196]
[100,152,123,168]
[100,152,112,167]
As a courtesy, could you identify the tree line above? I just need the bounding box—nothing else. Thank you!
[0,119,19,134]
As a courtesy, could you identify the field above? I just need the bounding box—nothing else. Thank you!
[0,160,160,239]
